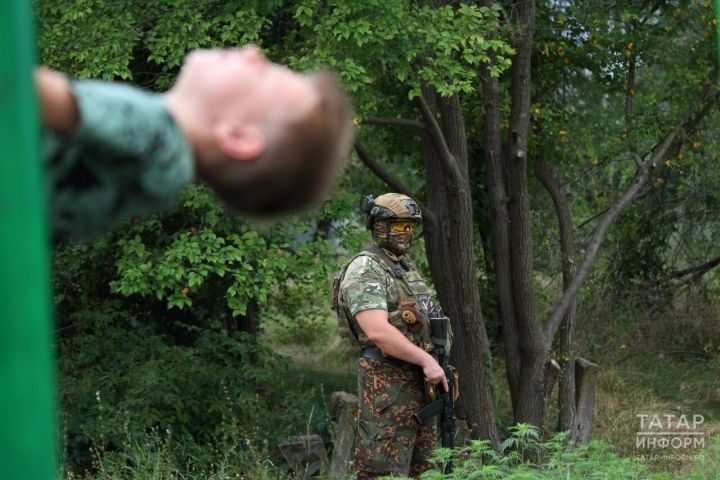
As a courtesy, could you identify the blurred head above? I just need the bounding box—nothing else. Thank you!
[362,193,422,255]
[168,45,355,216]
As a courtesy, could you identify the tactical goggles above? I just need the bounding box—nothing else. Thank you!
[389,221,416,233]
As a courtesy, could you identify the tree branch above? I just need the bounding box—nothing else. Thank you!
[536,157,580,359]
[624,53,636,147]
[544,100,706,340]
[414,93,465,188]
[362,117,425,130]
[535,158,575,278]
[353,142,436,226]
[668,255,720,280]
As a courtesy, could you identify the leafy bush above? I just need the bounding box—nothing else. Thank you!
[406,424,668,480]
[50,181,366,477]
[57,303,333,476]
[263,280,335,345]
[108,185,337,319]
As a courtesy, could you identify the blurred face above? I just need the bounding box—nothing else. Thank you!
[174,45,317,128]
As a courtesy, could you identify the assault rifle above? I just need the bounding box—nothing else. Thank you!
[413,310,455,469]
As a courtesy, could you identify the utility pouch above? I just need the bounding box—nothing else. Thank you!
[424,380,437,402]
[450,365,460,402]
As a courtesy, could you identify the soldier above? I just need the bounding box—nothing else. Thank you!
[332,193,448,479]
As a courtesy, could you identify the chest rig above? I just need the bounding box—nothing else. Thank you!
[332,245,435,352]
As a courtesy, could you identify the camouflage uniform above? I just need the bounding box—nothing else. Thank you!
[44,80,194,244]
[339,246,438,479]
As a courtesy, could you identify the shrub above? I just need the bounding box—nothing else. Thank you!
[58,305,332,476]
[407,424,665,480]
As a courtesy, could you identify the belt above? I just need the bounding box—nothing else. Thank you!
[361,347,419,371]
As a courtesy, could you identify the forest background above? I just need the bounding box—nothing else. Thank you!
[39,0,720,478]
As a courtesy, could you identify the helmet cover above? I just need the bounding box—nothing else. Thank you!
[362,193,422,230]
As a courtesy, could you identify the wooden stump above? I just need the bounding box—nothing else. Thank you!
[328,391,358,480]
[273,434,328,479]
[544,358,562,403]
[574,357,599,443]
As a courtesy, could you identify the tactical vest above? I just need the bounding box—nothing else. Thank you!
[331,245,435,353]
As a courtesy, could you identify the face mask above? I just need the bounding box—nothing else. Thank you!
[374,221,414,255]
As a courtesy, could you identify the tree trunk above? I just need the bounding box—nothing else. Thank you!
[224,300,260,338]
[535,157,579,438]
[235,300,258,337]
[502,0,549,428]
[418,86,500,448]
[479,58,521,414]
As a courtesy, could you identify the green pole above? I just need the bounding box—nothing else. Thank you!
[0,2,56,479]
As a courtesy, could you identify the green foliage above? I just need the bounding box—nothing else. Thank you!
[686,435,720,480]
[102,185,340,321]
[57,302,333,475]
[38,3,373,475]
[530,0,720,300]
[35,0,283,85]
[264,281,334,345]
[383,424,708,480]
[51,183,365,475]
[61,428,294,480]
[291,0,513,112]
[35,0,140,80]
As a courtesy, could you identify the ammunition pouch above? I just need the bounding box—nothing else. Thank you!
[451,365,459,402]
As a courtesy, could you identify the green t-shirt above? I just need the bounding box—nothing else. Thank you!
[44,79,194,243]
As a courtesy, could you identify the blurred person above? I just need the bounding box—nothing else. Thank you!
[36,45,354,242]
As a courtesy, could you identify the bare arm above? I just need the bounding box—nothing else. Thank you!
[34,67,79,133]
[356,309,448,391]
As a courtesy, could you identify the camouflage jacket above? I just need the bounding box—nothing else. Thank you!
[45,79,194,244]
[333,245,436,352]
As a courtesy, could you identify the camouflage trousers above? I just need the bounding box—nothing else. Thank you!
[355,357,437,479]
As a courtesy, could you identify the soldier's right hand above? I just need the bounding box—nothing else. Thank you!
[422,357,449,392]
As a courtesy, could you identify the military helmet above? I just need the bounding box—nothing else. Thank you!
[361,193,422,230]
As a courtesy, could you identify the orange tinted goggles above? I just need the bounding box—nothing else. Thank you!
[389,221,416,233]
